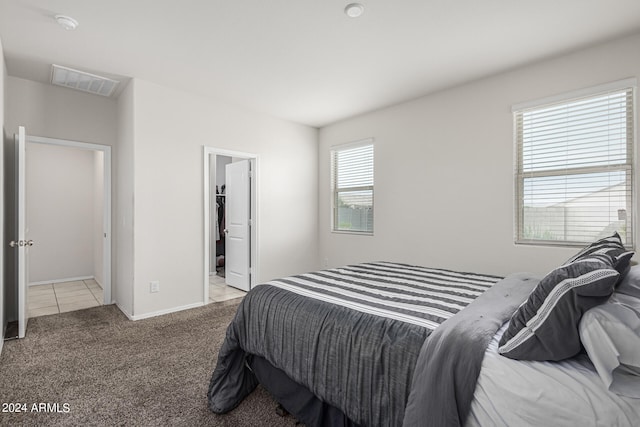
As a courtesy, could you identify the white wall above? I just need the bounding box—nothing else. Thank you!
[128,79,318,317]
[115,80,135,315]
[319,32,640,277]
[216,155,232,188]
[6,77,117,146]
[93,151,105,286]
[25,143,96,283]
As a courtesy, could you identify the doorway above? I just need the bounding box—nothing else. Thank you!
[27,138,111,314]
[22,134,111,324]
[203,147,258,304]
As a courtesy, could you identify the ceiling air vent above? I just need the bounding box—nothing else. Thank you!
[50,64,119,97]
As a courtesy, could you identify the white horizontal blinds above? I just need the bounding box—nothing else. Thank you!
[332,142,374,233]
[516,87,634,246]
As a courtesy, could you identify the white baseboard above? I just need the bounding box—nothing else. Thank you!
[119,301,205,321]
[29,276,94,286]
[115,302,134,320]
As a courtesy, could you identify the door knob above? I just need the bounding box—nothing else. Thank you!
[27,240,34,246]
[9,240,18,248]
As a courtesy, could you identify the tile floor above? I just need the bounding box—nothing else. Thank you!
[28,276,242,317]
[28,279,104,318]
[209,274,247,303]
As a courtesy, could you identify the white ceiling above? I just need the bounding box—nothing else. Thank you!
[1,0,640,128]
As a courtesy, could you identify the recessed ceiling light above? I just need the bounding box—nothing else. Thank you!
[344,3,364,18]
[55,15,79,31]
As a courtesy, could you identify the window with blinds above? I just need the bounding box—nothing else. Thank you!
[331,140,374,234]
[514,82,635,247]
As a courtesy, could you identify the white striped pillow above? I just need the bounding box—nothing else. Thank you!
[499,254,619,361]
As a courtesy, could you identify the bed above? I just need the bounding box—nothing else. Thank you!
[208,234,640,427]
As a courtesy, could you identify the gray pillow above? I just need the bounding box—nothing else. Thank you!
[564,232,626,264]
[579,293,640,398]
[499,254,619,361]
[617,265,640,298]
[564,232,634,284]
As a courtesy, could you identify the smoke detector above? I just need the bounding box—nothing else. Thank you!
[55,15,79,30]
[51,65,119,97]
[344,3,365,18]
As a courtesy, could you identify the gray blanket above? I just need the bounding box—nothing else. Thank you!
[208,263,524,426]
[403,273,539,427]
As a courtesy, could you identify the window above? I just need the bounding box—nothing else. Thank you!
[514,80,635,247]
[331,140,374,234]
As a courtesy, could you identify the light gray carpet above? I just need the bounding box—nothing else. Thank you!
[0,300,299,426]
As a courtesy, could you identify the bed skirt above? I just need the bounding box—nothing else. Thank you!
[248,354,360,427]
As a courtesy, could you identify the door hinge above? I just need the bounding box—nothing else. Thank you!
[249,219,253,227]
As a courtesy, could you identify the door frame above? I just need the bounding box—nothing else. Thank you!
[26,134,113,304]
[203,146,259,303]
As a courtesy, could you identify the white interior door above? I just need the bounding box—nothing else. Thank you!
[14,126,30,338]
[225,160,251,291]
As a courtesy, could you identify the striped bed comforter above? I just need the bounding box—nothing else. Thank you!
[208,262,505,426]
[267,262,502,330]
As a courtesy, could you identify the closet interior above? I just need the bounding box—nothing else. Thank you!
[212,155,232,277]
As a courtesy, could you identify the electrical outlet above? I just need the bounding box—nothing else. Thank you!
[150,281,160,293]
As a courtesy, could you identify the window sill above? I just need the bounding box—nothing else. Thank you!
[515,240,634,251]
[332,230,374,236]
